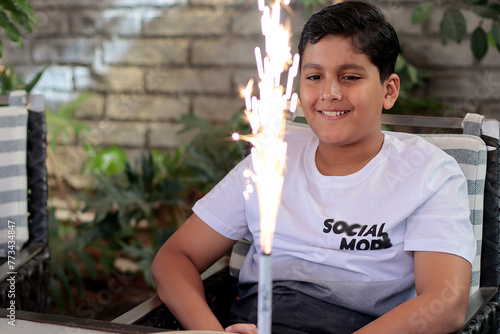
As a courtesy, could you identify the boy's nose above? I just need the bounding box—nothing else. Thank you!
[321,80,342,101]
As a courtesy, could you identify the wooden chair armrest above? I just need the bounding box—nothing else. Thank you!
[112,256,230,325]
[111,295,163,325]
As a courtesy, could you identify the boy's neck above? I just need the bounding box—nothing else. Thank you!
[314,132,384,176]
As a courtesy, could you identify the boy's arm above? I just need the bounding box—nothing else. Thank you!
[151,213,237,331]
[353,251,471,334]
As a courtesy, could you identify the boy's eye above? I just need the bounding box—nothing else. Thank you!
[306,75,322,80]
[343,75,361,81]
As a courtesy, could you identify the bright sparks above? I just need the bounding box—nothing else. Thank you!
[235,0,299,255]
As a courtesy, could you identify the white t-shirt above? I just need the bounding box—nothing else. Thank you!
[193,128,476,316]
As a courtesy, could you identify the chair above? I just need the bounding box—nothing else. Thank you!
[0,91,50,313]
[113,112,500,333]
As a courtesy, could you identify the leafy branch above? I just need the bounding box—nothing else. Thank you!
[0,0,38,58]
[413,0,500,61]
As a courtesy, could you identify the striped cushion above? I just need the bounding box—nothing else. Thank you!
[229,239,252,278]
[0,105,29,258]
[420,134,487,295]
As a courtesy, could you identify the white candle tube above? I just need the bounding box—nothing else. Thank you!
[290,92,298,113]
[258,252,272,334]
[285,54,300,99]
[255,47,264,80]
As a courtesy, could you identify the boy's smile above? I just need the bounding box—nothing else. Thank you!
[299,35,399,175]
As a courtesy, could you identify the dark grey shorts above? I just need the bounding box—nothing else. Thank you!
[229,283,377,334]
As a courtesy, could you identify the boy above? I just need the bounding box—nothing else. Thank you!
[152,2,475,333]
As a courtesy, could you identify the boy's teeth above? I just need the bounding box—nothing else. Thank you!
[321,110,347,117]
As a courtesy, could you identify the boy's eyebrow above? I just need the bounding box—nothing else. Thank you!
[301,63,367,71]
[339,63,367,71]
[301,63,323,70]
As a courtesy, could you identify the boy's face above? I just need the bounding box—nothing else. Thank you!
[299,35,399,150]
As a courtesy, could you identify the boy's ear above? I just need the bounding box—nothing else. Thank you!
[382,73,400,110]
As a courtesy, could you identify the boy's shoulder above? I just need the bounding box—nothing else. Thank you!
[383,131,444,151]
[382,131,461,166]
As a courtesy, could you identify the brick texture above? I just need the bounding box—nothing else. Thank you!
[193,96,244,122]
[145,69,231,94]
[142,9,228,36]
[106,94,189,121]
[103,39,189,65]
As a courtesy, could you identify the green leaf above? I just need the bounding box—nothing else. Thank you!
[0,11,22,46]
[412,1,435,24]
[88,146,128,176]
[471,26,489,60]
[0,1,34,32]
[46,93,91,151]
[440,8,467,43]
[407,64,419,84]
[9,10,33,33]
[0,65,26,95]
[10,0,35,19]
[394,56,407,74]
[439,26,449,45]
[492,20,500,47]
[488,31,496,47]
[49,278,66,314]
[65,253,85,298]
[53,264,74,310]
[77,250,98,280]
[24,65,47,93]
[471,4,500,19]
[491,4,500,14]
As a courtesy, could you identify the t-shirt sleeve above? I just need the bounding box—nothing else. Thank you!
[192,156,253,241]
[403,156,477,266]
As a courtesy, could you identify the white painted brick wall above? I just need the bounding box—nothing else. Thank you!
[106,94,189,121]
[145,69,232,93]
[142,9,228,36]
[102,39,189,65]
[192,37,265,66]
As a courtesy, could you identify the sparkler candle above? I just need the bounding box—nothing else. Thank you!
[234,0,299,333]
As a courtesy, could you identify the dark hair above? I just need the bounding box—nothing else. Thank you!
[298,1,400,82]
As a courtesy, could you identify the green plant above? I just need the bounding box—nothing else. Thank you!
[84,146,128,177]
[44,93,116,314]
[72,109,249,287]
[390,95,457,117]
[48,207,98,315]
[395,54,432,98]
[0,64,45,95]
[390,51,458,119]
[45,93,92,227]
[78,148,188,285]
[0,0,37,58]
[46,92,91,153]
[412,0,500,61]
[179,110,250,195]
